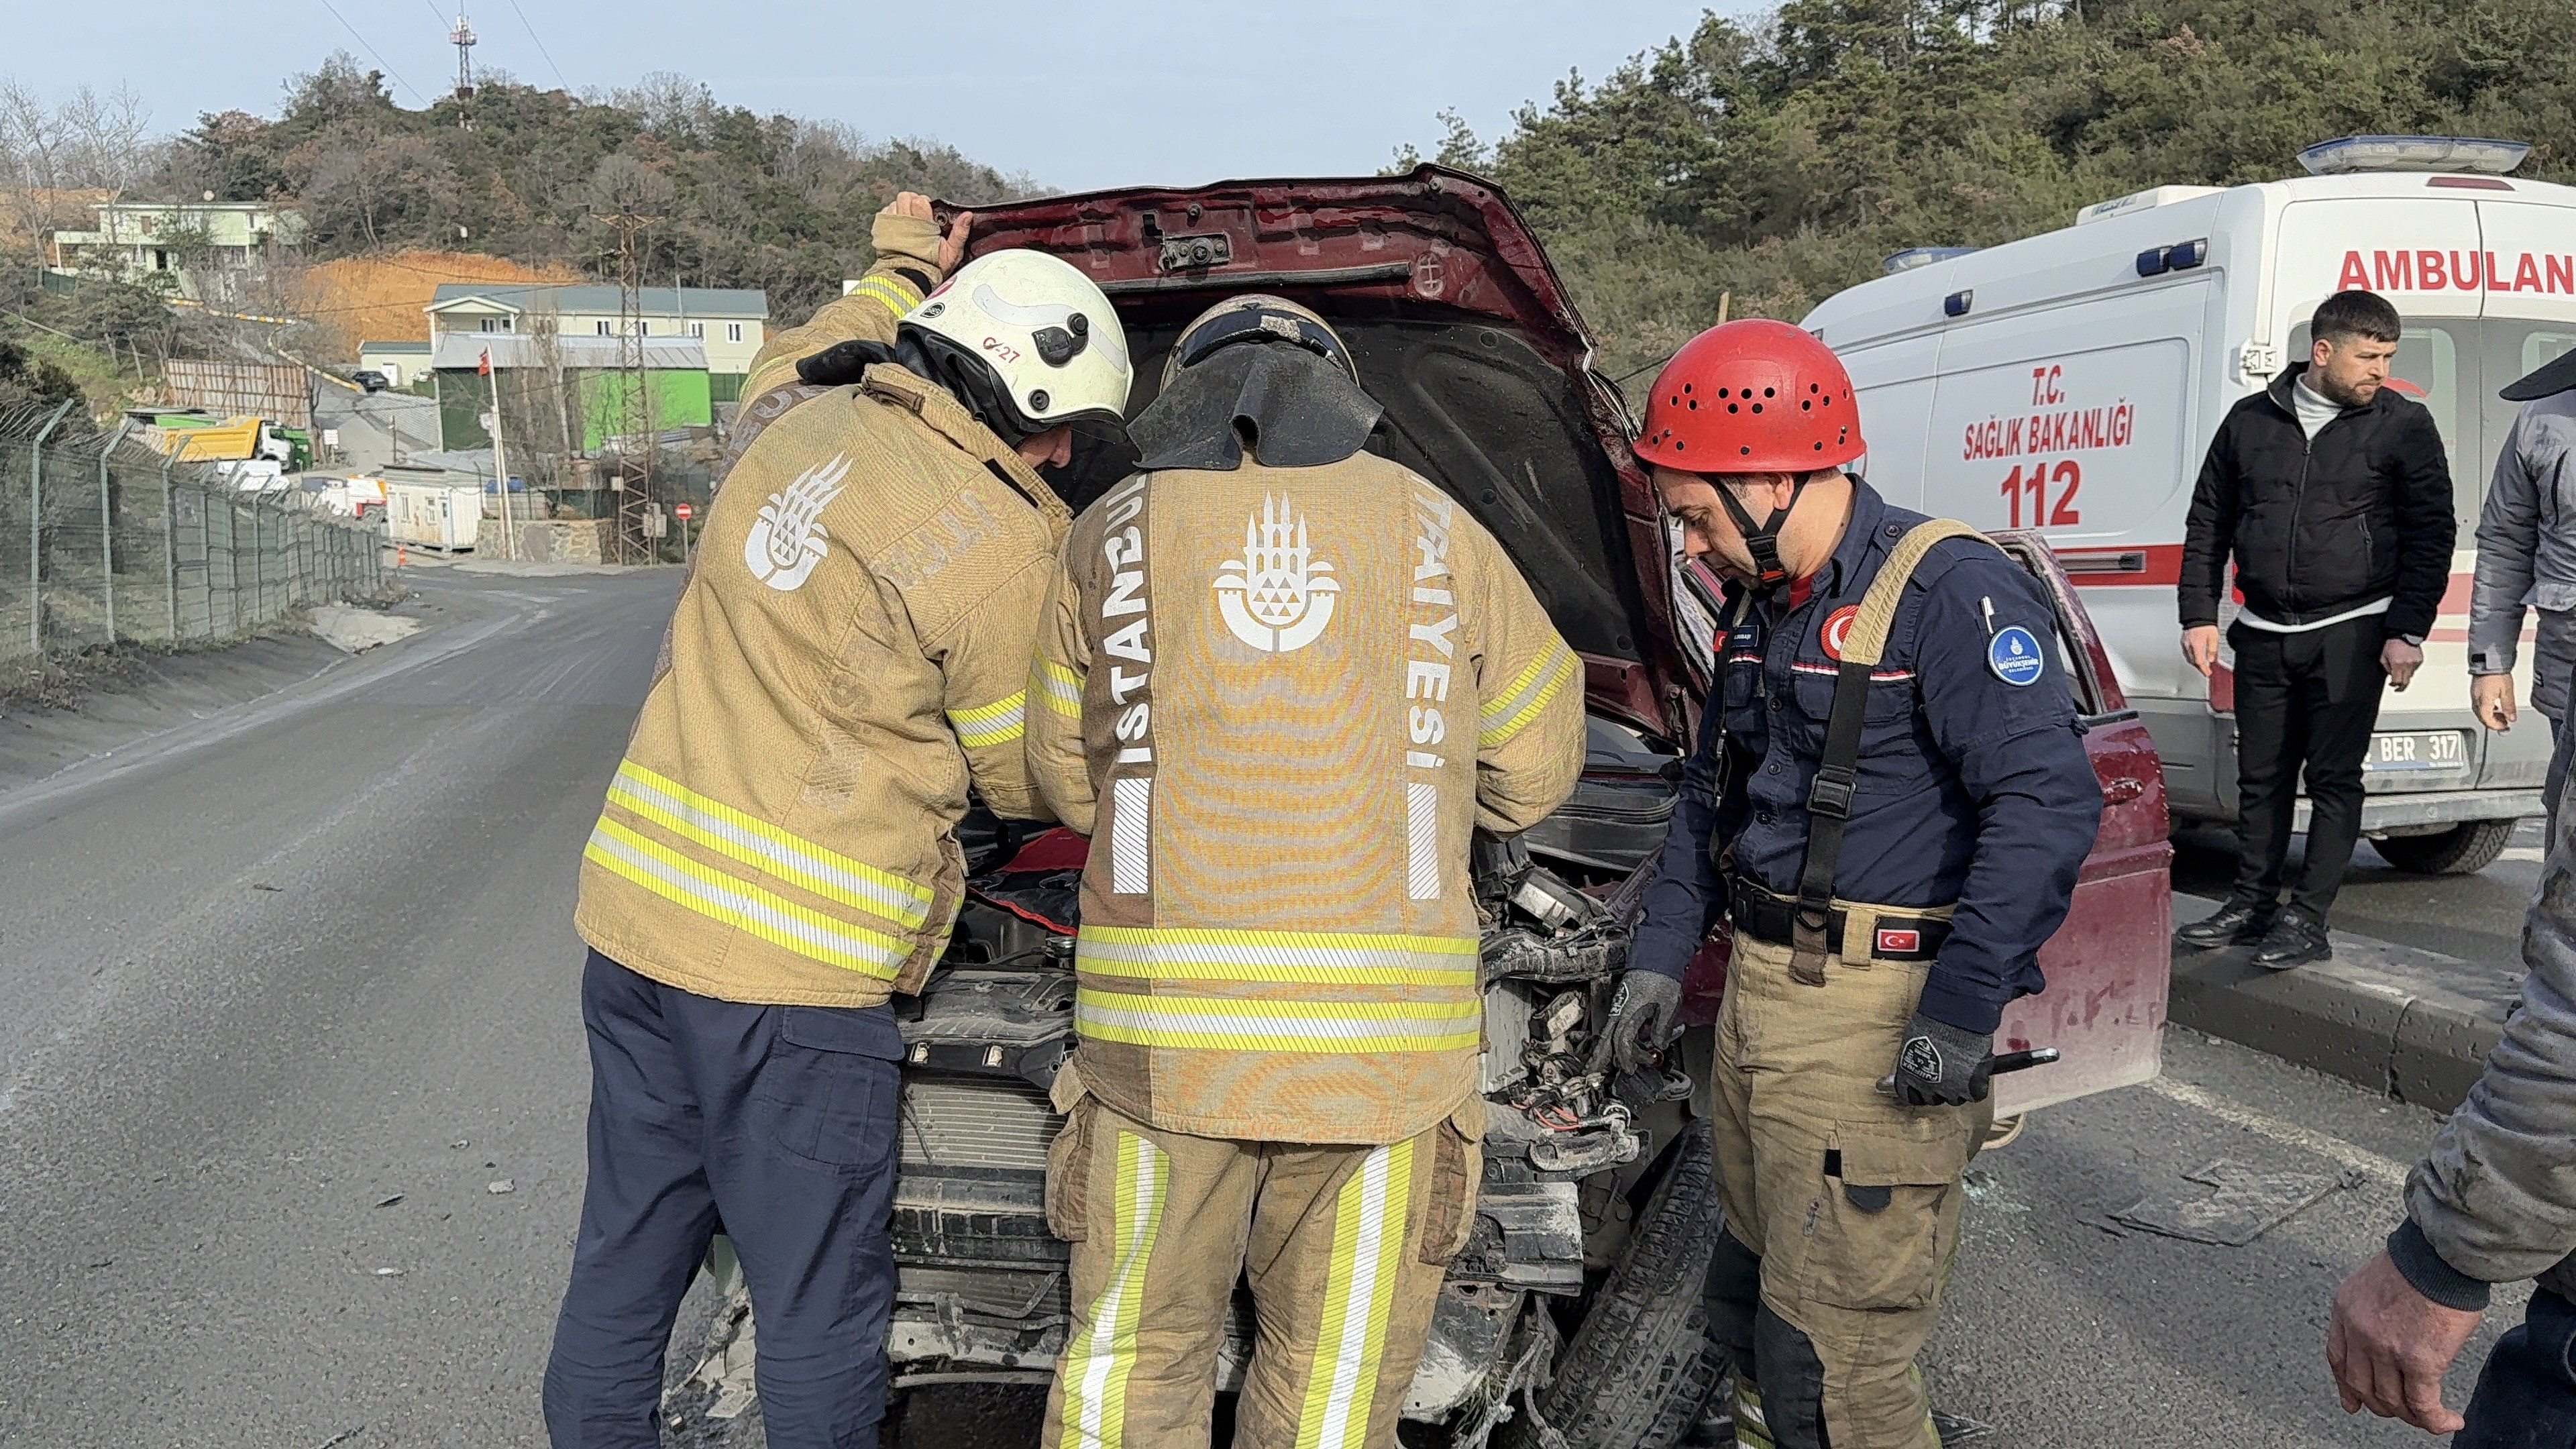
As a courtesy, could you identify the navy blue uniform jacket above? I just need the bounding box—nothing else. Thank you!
[1629,481,2104,1034]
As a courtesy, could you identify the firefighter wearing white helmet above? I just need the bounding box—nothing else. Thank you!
[545,231,1132,1446]
[1026,294,1585,1449]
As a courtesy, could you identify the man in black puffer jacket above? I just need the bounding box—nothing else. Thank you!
[2178,289,2455,969]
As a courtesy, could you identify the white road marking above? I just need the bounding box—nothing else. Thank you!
[2500,846,2546,862]
[2141,1076,2410,1187]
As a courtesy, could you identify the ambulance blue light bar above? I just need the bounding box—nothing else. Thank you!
[1883,246,1980,275]
[2298,136,2530,176]
[2136,238,2209,277]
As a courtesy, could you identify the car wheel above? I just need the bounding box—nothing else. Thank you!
[2373,818,2516,875]
[1505,1121,1725,1449]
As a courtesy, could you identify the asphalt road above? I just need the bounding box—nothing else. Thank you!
[0,568,2540,1448]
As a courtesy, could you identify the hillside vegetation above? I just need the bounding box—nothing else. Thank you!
[1408,0,2576,376]
[158,59,1035,330]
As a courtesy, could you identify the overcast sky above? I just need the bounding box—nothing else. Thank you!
[10,1,1752,191]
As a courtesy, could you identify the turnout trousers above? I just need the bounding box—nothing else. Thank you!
[1038,1092,1481,1449]
[1705,922,1991,1449]
[2226,616,2387,916]
[543,951,904,1449]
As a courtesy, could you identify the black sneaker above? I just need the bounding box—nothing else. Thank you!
[2251,906,2332,970]
[2176,898,2276,949]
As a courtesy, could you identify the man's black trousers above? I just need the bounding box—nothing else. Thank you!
[2227,616,2387,916]
[543,951,904,1449]
[2456,1287,2576,1448]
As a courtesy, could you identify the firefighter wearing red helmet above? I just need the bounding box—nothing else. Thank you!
[1597,320,2103,1449]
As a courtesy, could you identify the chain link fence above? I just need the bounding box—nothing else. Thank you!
[0,399,386,691]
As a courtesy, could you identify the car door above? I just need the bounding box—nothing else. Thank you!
[1676,533,2172,1116]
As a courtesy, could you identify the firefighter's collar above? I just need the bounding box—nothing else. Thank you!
[861,363,1069,530]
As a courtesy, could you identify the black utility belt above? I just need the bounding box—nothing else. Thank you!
[1728,879,1951,962]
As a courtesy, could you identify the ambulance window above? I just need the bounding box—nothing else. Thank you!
[2481,325,2576,489]
[2290,320,2478,529]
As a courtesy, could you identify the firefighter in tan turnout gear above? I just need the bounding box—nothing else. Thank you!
[543,215,1133,1448]
[1027,296,1587,1449]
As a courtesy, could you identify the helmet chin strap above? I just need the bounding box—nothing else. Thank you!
[1713,476,1810,590]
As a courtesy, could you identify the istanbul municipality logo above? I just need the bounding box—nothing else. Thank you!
[1215,494,1340,653]
[743,454,849,592]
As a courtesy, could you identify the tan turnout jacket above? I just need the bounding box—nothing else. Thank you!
[576,301,1071,1005]
[1028,453,1587,1144]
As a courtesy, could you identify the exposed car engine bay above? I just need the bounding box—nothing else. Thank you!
[879,716,1710,1447]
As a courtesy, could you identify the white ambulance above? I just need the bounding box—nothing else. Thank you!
[1803,135,2576,873]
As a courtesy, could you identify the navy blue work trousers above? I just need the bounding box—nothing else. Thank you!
[543,950,905,1449]
[2457,1288,2576,1449]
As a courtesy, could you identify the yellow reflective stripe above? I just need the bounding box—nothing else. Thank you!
[1073,989,1481,1052]
[854,274,918,314]
[605,761,930,928]
[1077,926,1478,987]
[1479,639,1577,748]
[1034,653,1085,718]
[946,691,1027,749]
[1297,1138,1411,1449]
[584,817,906,979]
[1061,1130,1167,1449]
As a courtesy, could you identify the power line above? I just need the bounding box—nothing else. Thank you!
[504,0,574,92]
[315,0,428,105]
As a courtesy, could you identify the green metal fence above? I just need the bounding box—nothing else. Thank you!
[0,400,386,688]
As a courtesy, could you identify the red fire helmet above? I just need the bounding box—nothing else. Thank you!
[1633,319,1866,474]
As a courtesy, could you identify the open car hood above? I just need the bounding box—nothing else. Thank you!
[948,166,1682,741]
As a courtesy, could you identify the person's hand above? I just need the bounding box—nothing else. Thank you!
[879,192,974,275]
[1593,971,1683,1077]
[2182,625,2221,679]
[2383,638,2426,692]
[2327,1250,2483,1434]
[2473,674,2518,731]
[1891,1012,1994,1106]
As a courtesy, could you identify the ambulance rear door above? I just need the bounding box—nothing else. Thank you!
[2274,191,2551,806]
[1913,274,2216,805]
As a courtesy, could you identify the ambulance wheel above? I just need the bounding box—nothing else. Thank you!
[1507,1121,1725,1449]
[2373,818,2516,875]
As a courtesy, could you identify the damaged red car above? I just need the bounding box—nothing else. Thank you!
[870,167,2174,1448]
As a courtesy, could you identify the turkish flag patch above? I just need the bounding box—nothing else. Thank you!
[1819,605,1860,661]
[1876,927,1921,955]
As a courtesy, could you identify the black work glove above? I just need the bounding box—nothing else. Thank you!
[1892,1011,1994,1107]
[1596,971,1684,1077]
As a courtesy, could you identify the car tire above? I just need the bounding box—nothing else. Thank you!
[1506,1121,1725,1449]
[2373,818,2516,875]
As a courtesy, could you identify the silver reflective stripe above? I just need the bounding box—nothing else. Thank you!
[1112,777,1151,895]
[1073,993,1479,1046]
[606,765,928,926]
[1405,782,1440,900]
[584,822,906,974]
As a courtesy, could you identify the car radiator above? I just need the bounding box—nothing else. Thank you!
[900,1071,1062,1172]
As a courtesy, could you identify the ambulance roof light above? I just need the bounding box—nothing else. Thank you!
[1883,246,1980,275]
[2297,136,2530,176]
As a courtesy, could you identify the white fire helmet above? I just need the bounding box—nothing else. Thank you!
[901,250,1133,435]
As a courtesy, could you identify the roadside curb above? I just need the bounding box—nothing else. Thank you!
[2168,893,2524,1112]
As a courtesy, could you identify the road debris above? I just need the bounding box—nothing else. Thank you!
[2111,1161,2362,1246]
[310,606,422,654]
[374,1194,404,1209]
[372,1267,403,1277]
[668,1284,759,1428]
[487,1179,515,1195]
[313,1427,366,1449]
[449,1140,469,1150]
